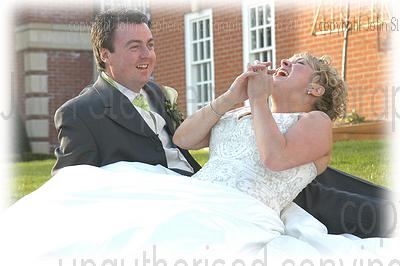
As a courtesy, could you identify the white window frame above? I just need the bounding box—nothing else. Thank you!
[184,9,215,116]
[242,0,276,71]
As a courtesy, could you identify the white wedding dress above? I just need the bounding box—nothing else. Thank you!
[192,107,317,213]
[0,107,397,265]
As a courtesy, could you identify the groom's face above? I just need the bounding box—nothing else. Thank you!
[105,22,156,92]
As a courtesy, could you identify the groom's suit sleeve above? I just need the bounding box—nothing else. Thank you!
[52,105,99,175]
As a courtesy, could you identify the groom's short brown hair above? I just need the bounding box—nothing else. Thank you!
[91,9,151,71]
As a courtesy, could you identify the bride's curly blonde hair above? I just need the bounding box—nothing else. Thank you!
[293,52,348,121]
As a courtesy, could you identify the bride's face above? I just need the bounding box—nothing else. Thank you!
[272,56,314,97]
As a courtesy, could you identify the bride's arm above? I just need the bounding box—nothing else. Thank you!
[173,70,259,150]
[172,93,235,150]
[248,72,332,172]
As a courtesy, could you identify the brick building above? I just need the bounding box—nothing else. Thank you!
[15,0,394,154]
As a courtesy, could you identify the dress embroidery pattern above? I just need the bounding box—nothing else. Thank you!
[192,107,317,213]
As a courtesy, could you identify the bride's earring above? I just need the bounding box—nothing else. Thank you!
[306,90,311,95]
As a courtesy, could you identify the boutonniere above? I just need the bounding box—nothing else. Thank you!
[162,86,184,131]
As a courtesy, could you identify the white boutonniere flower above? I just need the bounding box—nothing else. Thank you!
[162,86,184,131]
[162,86,178,105]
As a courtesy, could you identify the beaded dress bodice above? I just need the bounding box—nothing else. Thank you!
[192,107,317,213]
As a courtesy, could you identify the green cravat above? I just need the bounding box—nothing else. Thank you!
[101,71,150,111]
[133,94,157,132]
[132,94,150,112]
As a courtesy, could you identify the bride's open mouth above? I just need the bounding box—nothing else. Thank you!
[273,68,289,78]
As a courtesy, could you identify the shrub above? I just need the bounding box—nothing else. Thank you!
[337,109,365,125]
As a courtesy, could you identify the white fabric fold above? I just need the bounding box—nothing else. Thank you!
[0,162,397,266]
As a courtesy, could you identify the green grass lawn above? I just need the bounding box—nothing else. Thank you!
[330,140,390,187]
[9,140,390,205]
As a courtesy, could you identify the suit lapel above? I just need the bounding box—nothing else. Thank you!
[91,76,200,172]
[92,76,155,137]
[143,83,175,134]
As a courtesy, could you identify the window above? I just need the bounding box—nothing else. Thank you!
[242,1,276,71]
[185,9,215,116]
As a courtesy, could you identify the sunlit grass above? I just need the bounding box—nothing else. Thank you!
[330,140,389,186]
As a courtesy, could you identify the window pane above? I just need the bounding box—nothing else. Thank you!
[197,84,202,102]
[203,41,208,60]
[196,65,201,82]
[203,84,208,102]
[193,43,198,61]
[259,28,264,48]
[264,51,272,65]
[250,8,256,27]
[257,6,263,26]
[200,64,205,81]
[262,51,269,63]
[199,20,204,39]
[266,27,271,46]
[209,82,213,101]
[250,54,255,63]
[266,5,271,24]
[251,30,256,50]
[206,40,210,59]
[203,63,208,81]
[207,63,211,82]
[193,22,197,40]
[204,83,209,102]
[259,51,264,61]
[205,19,210,37]
[251,53,260,62]
[200,42,204,60]
[269,51,272,65]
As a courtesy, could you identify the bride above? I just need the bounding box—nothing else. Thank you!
[175,53,338,214]
[0,53,397,265]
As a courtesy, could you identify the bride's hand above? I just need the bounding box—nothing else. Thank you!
[249,61,275,75]
[222,64,259,106]
[247,62,274,100]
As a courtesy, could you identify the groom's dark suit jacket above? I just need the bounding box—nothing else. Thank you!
[52,76,201,175]
[53,76,395,239]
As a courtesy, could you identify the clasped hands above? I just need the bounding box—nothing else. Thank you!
[223,61,275,106]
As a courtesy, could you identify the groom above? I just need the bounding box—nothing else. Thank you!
[53,9,393,238]
[52,9,201,177]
